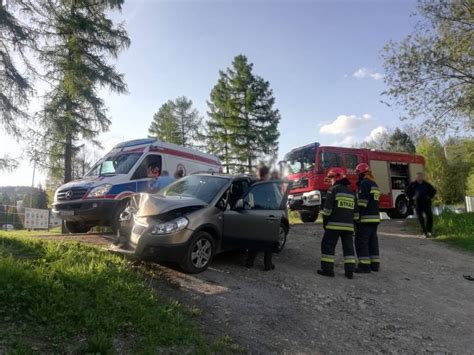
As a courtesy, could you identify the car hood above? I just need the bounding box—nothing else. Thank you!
[133,193,207,218]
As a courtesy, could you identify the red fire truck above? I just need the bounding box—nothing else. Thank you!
[282,143,425,222]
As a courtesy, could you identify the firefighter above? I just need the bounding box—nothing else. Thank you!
[354,163,381,273]
[318,168,358,279]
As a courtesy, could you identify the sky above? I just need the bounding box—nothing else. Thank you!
[0,0,420,187]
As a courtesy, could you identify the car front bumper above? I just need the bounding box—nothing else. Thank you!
[52,199,120,223]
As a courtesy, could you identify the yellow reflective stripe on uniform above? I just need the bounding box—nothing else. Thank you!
[335,193,354,199]
[353,213,360,220]
[359,260,371,265]
[344,259,356,264]
[321,257,335,263]
[321,208,332,216]
[326,225,354,232]
[358,201,368,207]
[371,259,380,263]
[360,219,380,223]
[336,196,355,202]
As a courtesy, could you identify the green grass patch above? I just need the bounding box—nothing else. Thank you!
[434,211,474,252]
[0,232,240,353]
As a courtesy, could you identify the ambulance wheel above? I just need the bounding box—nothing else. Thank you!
[111,199,130,234]
[387,196,410,219]
[300,210,318,223]
[65,221,92,234]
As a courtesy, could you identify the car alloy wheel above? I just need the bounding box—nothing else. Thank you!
[277,224,288,252]
[191,238,212,269]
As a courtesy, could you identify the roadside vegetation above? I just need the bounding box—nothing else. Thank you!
[0,230,240,353]
[434,212,474,252]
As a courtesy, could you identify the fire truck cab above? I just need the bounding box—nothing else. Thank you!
[282,143,425,223]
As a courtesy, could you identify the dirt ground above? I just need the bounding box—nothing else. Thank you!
[41,221,474,354]
[148,220,474,354]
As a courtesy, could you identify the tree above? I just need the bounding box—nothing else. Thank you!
[36,0,130,183]
[0,0,36,136]
[206,55,281,173]
[148,101,182,145]
[386,128,416,153]
[382,0,474,135]
[361,127,416,153]
[148,97,203,148]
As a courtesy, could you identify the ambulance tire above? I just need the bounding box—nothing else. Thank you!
[387,196,410,219]
[300,210,318,223]
[111,199,130,234]
[65,221,93,234]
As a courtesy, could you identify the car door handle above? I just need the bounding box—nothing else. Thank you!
[266,215,279,221]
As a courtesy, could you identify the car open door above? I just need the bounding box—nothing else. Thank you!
[222,181,291,249]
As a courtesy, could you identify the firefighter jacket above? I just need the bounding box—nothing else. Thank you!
[321,178,358,232]
[357,177,380,224]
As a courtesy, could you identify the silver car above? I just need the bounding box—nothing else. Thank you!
[118,174,291,273]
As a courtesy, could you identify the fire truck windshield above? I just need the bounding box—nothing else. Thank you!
[285,149,316,174]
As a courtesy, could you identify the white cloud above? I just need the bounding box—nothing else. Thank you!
[332,135,357,147]
[319,114,373,135]
[352,67,383,81]
[364,126,389,142]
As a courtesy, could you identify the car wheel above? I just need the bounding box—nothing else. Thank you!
[180,232,214,274]
[300,210,318,223]
[65,221,92,234]
[276,223,288,253]
[111,199,129,234]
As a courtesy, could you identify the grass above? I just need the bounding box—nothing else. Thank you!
[434,211,474,252]
[288,211,323,225]
[0,231,241,354]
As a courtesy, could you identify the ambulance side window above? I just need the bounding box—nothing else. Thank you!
[132,155,162,180]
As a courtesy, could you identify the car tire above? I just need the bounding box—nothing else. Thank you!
[65,221,92,234]
[300,210,318,223]
[387,196,410,219]
[180,232,215,274]
[276,223,289,253]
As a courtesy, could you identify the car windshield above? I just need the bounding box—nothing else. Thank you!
[158,175,228,204]
[86,152,142,176]
[284,148,315,175]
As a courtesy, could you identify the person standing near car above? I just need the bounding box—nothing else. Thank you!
[354,163,381,273]
[154,170,175,191]
[406,172,437,238]
[244,165,276,271]
[318,168,358,279]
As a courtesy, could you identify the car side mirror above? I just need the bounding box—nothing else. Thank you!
[234,199,244,210]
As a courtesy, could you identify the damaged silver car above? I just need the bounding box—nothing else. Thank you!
[116,174,291,273]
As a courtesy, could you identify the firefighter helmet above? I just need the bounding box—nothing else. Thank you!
[355,163,371,174]
[327,167,346,181]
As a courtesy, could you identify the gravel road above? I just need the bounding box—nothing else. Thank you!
[149,220,474,354]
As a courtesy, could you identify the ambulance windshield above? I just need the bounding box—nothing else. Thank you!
[86,152,142,176]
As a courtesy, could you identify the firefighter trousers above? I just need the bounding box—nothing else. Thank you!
[355,223,380,271]
[321,230,355,272]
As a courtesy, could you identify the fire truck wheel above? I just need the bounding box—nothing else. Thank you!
[299,210,318,223]
[387,196,410,219]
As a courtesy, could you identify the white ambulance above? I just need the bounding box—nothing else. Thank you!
[52,138,221,233]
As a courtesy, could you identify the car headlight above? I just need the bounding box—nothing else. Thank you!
[86,184,112,198]
[151,217,189,235]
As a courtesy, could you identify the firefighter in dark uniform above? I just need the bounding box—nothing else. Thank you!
[318,168,359,279]
[354,163,381,273]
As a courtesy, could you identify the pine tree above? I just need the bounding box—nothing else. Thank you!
[386,128,416,153]
[173,96,202,147]
[0,0,35,136]
[149,97,203,147]
[36,0,130,183]
[206,55,281,173]
[148,101,181,144]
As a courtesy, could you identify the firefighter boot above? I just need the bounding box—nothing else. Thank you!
[345,271,354,279]
[370,263,380,272]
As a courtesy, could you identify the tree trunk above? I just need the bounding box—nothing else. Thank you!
[64,134,73,183]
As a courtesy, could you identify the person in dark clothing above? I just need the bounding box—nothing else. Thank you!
[406,172,437,238]
[318,168,358,279]
[245,165,276,271]
[354,163,381,273]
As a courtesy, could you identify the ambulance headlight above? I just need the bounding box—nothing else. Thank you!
[86,184,113,198]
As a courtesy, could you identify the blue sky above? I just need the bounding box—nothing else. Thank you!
[0,0,419,186]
